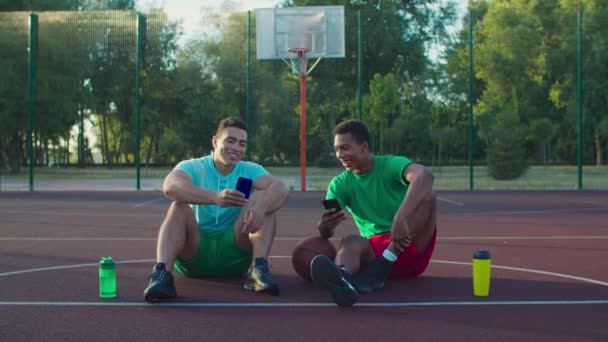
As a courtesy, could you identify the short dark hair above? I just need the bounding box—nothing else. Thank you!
[216,117,248,136]
[333,119,369,144]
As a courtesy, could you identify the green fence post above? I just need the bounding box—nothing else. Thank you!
[468,9,474,191]
[247,10,251,160]
[577,3,583,190]
[28,13,38,192]
[136,13,146,190]
[357,10,362,121]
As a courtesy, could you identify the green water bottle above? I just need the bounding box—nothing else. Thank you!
[99,256,116,298]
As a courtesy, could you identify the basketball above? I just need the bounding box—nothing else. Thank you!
[292,235,337,282]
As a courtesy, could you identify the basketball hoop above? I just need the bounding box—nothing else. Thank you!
[255,6,345,191]
[284,48,309,76]
[284,48,323,76]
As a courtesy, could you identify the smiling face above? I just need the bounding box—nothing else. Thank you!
[333,132,370,173]
[212,126,247,174]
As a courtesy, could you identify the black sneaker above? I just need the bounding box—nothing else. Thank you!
[338,267,374,294]
[144,263,177,302]
[311,255,358,307]
[244,257,280,296]
[351,256,393,292]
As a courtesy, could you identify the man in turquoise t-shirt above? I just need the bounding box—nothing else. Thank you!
[311,119,437,307]
[144,117,289,301]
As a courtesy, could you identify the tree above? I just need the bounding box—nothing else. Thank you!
[486,106,529,179]
[281,0,457,164]
[549,0,608,165]
[364,73,400,154]
[0,12,29,174]
[528,118,558,165]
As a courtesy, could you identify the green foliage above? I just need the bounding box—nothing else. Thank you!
[528,117,558,164]
[445,0,607,168]
[486,107,529,180]
[5,0,606,174]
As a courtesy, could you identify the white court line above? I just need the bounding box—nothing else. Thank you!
[437,196,465,206]
[0,237,342,241]
[2,258,608,288]
[2,236,608,241]
[455,206,608,217]
[0,237,157,241]
[0,300,606,307]
[134,197,166,207]
[0,259,153,277]
[0,209,149,218]
[439,236,608,240]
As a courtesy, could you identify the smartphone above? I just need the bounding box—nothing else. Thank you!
[236,177,253,199]
[322,198,342,212]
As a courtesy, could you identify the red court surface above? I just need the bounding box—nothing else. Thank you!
[1,190,607,341]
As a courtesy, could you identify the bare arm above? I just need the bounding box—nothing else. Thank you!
[240,174,289,233]
[163,169,247,207]
[249,174,289,214]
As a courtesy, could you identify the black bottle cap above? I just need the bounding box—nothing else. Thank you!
[473,250,491,260]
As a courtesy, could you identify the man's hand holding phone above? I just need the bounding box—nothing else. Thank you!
[318,199,345,239]
[236,177,253,199]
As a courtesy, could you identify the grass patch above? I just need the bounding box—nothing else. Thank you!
[1,165,606,190]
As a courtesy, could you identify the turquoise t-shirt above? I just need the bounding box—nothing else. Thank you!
[326,155,413,238]
[174,154,269,233]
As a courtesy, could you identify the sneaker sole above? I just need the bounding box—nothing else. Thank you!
[143,285,177,302]
[311,255,358,307]
[243,281,280,296]
[328,284,358,307]
[144,289,177,302]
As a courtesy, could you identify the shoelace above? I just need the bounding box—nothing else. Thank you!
[257,261,270,273]
[254,260,275,281]
[150,269,168,282]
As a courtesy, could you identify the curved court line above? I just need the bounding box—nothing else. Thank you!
[0,259,153,277]
[431,260,608,287]
[0,300,606,307]
[1,258,608,288]
[134,197,166,207]
[437,196,465,206]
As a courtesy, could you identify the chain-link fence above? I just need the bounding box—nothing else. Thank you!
[1,2,606,191]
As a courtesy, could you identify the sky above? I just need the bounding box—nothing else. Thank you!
[136,0,283,44]
[136,0,468,48]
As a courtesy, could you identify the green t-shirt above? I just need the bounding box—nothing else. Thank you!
[326,155,414,238]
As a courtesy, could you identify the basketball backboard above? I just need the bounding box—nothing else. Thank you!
[255,6,345,60]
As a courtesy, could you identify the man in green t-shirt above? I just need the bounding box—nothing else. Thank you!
[143,117,289,302]
[311,119,437,307]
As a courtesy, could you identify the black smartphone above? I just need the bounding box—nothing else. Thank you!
[236,177,253,199]
[322,198,342,212]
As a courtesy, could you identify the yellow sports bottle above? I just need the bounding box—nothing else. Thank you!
[472,251,491,296]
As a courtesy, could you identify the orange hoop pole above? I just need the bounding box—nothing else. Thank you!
[299,57,307,192]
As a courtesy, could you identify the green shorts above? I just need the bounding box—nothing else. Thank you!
[174,225,252,278]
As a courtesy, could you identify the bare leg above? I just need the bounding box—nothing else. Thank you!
[156,202,200,272]
[233,190,278,264]
[334,235,375,275]
[387,191,437,255]
[233,191,280,295]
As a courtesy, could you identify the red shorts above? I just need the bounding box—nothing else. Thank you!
[368,227,436,279]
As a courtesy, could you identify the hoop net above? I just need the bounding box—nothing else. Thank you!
[285,48,310,76]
